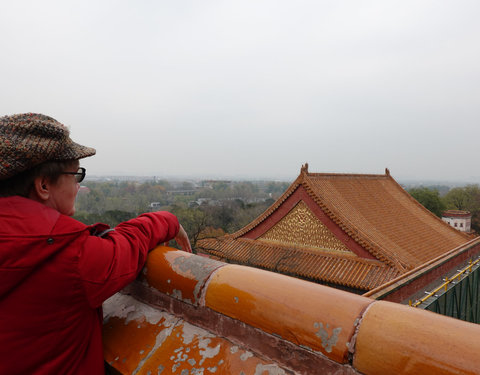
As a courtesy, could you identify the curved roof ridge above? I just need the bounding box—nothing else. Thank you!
[306,172,389,178]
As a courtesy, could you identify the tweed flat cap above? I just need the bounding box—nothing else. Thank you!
[0,113,96,180]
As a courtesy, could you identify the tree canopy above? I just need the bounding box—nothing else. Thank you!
[74,179,287,251]
[408,187,446,217]
[408,184,480,233]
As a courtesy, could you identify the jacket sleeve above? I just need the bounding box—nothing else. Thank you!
[78,211,179,308]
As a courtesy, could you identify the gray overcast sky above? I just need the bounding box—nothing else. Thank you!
[1,1,479,182]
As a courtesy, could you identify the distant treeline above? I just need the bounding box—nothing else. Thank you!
[74,179,290,249]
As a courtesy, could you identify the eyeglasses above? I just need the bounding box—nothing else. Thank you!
[61,167,86,183]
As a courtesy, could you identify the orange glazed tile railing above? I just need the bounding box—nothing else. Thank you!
[103,246,480,375]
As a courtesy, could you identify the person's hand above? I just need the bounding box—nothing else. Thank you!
[174,224,192,253]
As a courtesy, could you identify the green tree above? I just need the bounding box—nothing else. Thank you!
[169,203,208,251]
[444,185,480,232]
[74,178,286,248]
[444,187,471,210]
[408,187,446,217]
[266,181,289,194]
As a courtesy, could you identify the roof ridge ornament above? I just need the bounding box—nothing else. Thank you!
[301,163,309,174]
[385,168,390,176]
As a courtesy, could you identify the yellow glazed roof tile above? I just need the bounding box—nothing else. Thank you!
[304,171,470,270]
[199,237,398,290]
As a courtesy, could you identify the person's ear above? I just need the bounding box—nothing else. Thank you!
[31,176,50,201]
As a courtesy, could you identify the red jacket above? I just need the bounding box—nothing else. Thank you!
[0,196,179,375]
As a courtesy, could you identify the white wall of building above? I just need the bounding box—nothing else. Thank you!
[442,216,471,232]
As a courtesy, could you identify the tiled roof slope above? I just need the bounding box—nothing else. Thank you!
[197,165,471,290]
[302,170,470,270]
[199,237,400,290]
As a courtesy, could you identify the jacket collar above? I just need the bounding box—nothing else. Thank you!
[0,196,70,236]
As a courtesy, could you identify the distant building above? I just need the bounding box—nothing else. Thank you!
[149,202,163,211]
[200,180,232,189]
[197,164,472,294]
[442,210,471,232]
[166,189,197,196]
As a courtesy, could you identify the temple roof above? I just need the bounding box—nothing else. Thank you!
[197,165,471,291]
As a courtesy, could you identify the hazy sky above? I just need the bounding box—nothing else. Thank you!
[1,1,479,182]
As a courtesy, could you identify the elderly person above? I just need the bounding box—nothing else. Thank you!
[0,113,192,374]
